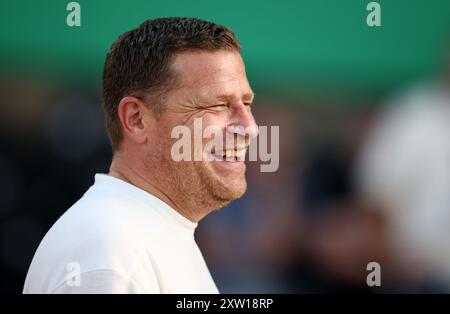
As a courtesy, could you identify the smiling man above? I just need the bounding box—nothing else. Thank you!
[23,17,258,294]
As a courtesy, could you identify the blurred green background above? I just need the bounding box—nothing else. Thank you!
[1,0,449,95]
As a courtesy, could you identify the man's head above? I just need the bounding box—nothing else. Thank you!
[102,17,258,220]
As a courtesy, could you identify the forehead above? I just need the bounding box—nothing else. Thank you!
[170,50,252,98]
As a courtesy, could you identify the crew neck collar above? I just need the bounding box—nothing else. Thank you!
[93,173,198,235]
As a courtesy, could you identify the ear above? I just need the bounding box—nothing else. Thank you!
[117,96,153,145]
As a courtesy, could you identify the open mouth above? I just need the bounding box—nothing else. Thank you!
[208,148,247,162]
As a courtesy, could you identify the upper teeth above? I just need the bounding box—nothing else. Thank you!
[216,148,247,160]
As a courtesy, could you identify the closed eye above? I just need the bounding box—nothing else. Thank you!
[211,103,229,108]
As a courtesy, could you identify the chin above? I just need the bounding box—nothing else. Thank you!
[196,160,248,206]
[210,182,247,212]
[214,175,247,201]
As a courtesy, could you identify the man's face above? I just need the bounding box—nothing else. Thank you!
[149,50,258,210]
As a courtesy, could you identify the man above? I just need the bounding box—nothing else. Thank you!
[23,17,258,293]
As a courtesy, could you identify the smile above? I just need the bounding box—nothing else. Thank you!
[209,148,247,162]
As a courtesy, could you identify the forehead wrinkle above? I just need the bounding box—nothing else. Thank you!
[175,75,249,105]
[168,52,251,106]
[181,64,242,89]
[172,53,244,86]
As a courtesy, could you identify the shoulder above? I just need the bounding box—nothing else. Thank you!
[24,186,166,293]
[50,185,164,248]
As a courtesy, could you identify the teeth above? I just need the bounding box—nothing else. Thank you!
[213,149,247,161]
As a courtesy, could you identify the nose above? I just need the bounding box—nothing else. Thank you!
[229,103,259,141]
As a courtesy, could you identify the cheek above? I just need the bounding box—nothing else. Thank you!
[202,109,231,128]
[201,114,229,143]
[153,118,185,156]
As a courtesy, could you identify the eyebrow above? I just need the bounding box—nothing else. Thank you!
[213,92,255,103]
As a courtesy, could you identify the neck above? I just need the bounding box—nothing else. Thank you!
[108,152,204,223]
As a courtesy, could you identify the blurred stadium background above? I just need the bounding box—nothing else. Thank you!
[1,0,450,293]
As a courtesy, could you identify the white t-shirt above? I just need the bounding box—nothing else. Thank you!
[23,174,219,294]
